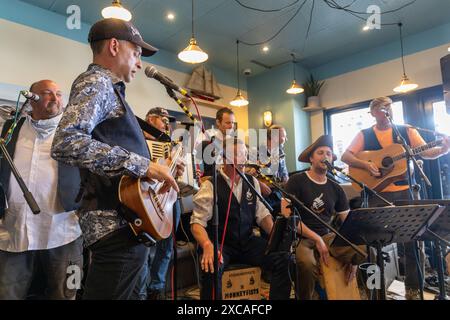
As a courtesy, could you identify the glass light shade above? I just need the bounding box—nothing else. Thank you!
[263,111,272,127]
[393,75,418,93]
[286,80,304,94]
[102,1,132,21]
[230,91,249,107]
[178,38,208,64]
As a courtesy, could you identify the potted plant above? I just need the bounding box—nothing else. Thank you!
[303,74,325,109]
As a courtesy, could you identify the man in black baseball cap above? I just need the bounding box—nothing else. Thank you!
[51,18,179,300]
[88,18,158,57]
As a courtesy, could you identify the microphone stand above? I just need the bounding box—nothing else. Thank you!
[325,162,393,300]
[165,86,225,299]
[0,101,40,217]
[385,112,429,300]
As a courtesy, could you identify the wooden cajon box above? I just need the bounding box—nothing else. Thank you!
[222,266,261,300]
[320,256,361,300]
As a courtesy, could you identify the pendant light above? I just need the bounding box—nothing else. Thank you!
[102,0,132,22]
[178,0,208,64]
[286,53,304,94]
[393,23,418,93]
[230,40,249,107]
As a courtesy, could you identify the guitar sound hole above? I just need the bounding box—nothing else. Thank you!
[381,157,393,168]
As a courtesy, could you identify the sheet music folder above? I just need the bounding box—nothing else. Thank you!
[331,204,444,247]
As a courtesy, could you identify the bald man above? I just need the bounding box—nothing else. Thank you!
[0,80,83,300]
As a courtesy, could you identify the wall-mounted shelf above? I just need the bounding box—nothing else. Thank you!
[302,105,324,112]
[182,97,227,110]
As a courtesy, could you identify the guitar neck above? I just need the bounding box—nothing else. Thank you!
[393,140,443,161]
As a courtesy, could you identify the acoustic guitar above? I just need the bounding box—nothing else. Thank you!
[119,141,183,240]
[348,140,442,192]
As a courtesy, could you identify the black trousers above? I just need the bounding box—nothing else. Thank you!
[199,236,292,300]
[82,227,149,300]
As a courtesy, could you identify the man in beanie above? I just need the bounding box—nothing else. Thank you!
[51,19,180,299]
[341,96,450,299]
[282,135,366,300]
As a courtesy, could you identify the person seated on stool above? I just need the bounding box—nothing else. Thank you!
[281,135,366,300]
[191,137,291,300]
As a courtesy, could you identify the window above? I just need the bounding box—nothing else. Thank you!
[432,101,450,135]
[329,101,404,168]
[432,100,450,199]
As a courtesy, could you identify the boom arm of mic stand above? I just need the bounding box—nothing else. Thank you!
[259,173,367,259]
[165,87,197,123]
[0,139,40,214]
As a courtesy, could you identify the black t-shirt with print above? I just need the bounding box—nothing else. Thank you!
[285,172,349,236]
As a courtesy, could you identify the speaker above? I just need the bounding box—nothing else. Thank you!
[440,54,450,114]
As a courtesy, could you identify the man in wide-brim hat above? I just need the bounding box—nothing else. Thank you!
[281,135,366,300]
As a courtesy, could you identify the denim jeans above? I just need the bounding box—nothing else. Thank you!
[134,200,181,299]
[0,237,83,300]
[82,227,149,300]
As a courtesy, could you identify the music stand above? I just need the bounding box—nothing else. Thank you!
[332,204,445,300]
[395,200,450,300]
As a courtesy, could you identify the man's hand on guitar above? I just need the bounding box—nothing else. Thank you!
[441,135,450,154]
[365,161,381,177]
[146,162,179,194]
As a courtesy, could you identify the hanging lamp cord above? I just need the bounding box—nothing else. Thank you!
[191,0,195,38]
[236,40,240,91]
[398,22,407,77]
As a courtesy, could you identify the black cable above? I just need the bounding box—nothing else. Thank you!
[323,0,417,15]
[323,0,417,26]
[235,0,417,50]
[191,0,194,38]
[239,0,308,46]
[398,23,407,76]
[300,0,315,54]
[234,0,301,13]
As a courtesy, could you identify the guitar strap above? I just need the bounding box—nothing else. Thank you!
[135,116,172,143]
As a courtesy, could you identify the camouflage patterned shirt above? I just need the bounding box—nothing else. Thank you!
[51,64,150,247]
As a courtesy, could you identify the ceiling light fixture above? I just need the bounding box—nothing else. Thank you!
[286,53,304,95]
[178,0,208,64]
[230,40,249,107]
[102,0,132,22]
[393,23,418,93]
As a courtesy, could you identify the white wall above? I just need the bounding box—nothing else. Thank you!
[310,43,450,141]
[0,18,248,130]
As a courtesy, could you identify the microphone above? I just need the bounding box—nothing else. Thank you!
[20,90,40,102]
[322,159,338,175]
[379,108,391,118]
[145,66,191,98]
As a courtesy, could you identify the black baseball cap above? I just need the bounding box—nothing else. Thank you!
[88,18,158,57]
